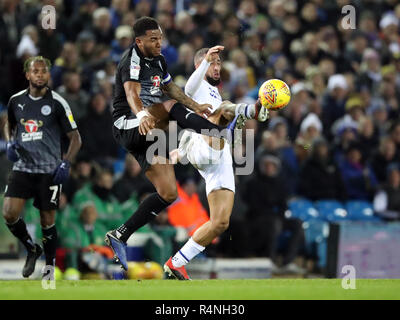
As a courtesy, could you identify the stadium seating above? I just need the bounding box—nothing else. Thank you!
[345,200,381,221]
[314,200,348,222]
[288,198,320,221]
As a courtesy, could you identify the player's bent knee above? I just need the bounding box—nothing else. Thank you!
[2,204,19,223]
[159,189,178,203]
[211,219,230,235]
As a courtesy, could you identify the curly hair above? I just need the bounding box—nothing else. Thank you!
[23,56,51,73]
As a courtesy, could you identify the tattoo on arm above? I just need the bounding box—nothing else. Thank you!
[163,82,196,110]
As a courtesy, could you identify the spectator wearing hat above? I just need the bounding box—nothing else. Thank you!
[321,74,348,140]
[298,137,346,201]
[243,154,305,274]
[110,25,133,63]
[91,7,114,45]
[299,112,323,146]
[337,142,378,201]
[373,163,400,221]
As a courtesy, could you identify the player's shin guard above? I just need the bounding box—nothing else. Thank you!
[6,218,36,252]
[116,193,172,243]
[42,224,57,266]
[169,103,227,139]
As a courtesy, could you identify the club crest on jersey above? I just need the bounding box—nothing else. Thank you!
[41,105,51,116]
[20,119,43,141]
[150,75,161,95]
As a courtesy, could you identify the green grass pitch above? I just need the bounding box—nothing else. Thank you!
[0,279,399,300]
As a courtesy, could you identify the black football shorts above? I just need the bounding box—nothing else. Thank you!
[4,171,61,210]
[112,117,170,173]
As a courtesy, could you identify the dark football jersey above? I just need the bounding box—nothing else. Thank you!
[112,44,172,122]
[7,88,78,174]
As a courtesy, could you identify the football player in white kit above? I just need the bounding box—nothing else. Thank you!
[163,46,269,279]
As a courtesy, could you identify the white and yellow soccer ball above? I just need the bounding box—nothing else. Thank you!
[258,79,291,110]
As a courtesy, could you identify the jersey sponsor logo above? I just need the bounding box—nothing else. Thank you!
[20,119,43,142]
[41,105,52,116]
[150,75,161,95]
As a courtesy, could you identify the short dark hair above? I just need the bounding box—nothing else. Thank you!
[133,16,160,38]
[23,56,51,73]
[194,48,209,66]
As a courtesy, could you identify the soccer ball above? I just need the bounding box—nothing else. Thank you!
[127,262,163,279]
[258,79,291,110]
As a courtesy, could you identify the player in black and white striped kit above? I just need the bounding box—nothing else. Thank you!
[2,56,82,278]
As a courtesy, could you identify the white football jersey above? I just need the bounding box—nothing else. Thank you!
[184,59,222,114]
[189,79,222,114]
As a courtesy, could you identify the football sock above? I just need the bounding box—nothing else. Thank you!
[42,224,57,266]
[169,103,227,138]
[6,218,35,252]
[116,193,172,243]
[172,237,205,268]
[234,103,255,119]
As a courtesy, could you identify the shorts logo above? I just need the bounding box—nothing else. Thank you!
[150,75,161,95]
[20,119,43,141]
[41,105,51,116]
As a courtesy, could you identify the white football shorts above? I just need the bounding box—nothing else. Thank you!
[178,131,235,196]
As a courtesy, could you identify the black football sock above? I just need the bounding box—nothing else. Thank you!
[116,193,172,243]
[169,103,227,138]
[42,224,57,266]
[6,218,35,252]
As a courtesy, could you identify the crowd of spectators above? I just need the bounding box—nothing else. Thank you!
[1,0,400,273]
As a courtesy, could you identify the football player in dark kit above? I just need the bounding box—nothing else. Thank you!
[106,17,236,271]
[2,56,82,278]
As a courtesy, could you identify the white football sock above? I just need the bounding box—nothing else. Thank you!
[235,103,255,119]
[172,237,205,268]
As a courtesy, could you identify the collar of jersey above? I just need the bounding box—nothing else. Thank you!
[133,43,158,61]
[25,86,52,99]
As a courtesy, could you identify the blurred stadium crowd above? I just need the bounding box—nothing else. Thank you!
[1,0,400,275]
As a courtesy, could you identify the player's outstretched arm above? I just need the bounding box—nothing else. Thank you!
[162,81,212,116]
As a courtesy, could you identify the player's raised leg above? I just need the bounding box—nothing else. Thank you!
[106,157,177,270]
[165,189,234,280]
[3,197,43,278]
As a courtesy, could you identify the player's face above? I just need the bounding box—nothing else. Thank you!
[206,55,221,81]
[136,28,163,57]
[26,61,50,90]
